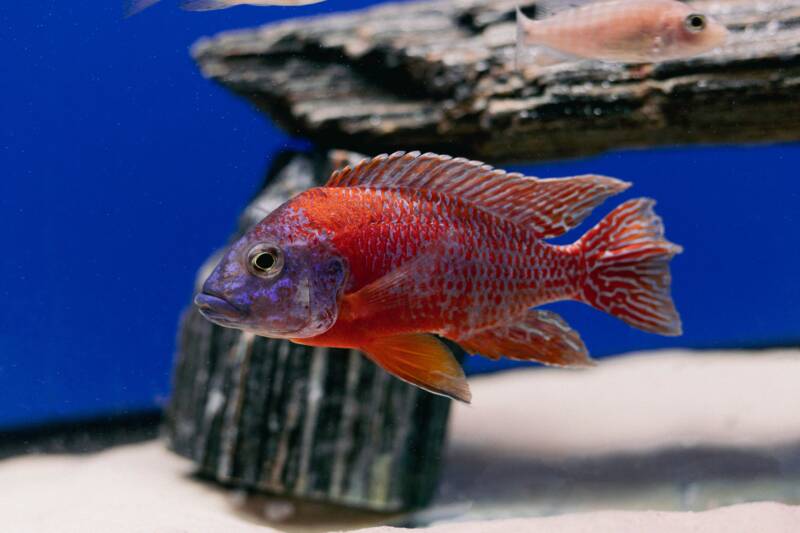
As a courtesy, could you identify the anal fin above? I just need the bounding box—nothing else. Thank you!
[459,310,592,367]
[361,334,471,403]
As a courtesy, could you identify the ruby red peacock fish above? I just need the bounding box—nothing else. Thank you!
[195,151,682,402]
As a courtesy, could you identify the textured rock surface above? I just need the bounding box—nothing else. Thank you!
[165,150,457,512]
[192,0,800,162]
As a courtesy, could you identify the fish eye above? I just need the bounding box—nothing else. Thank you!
[247,245,284,278]
[684,14,706,33]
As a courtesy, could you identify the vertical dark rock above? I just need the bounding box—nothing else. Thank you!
[165,150,456,511]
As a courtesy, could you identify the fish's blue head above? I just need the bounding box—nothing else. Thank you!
[195,204,347,339]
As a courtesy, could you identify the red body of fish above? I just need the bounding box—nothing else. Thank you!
[281,152,681,401]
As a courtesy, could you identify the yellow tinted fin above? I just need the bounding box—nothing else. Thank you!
[361,334,471,403]
[459,310,593,367]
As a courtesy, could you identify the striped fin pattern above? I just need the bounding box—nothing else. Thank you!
[459,309,592,367]
[578,198,683,335]
[325,151,631,239]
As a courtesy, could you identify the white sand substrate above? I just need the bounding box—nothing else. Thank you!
[2,349,800,532]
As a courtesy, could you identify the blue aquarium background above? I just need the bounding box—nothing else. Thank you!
[2,1,799,430]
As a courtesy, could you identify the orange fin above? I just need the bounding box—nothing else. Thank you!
[459,310,593,367]
[325,151,630,239]
[361,334,471,403]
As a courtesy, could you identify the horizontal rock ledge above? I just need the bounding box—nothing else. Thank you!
[192,0,800,163]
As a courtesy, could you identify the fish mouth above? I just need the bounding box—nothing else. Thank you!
[194,292,245,325]
[193,292,308,338]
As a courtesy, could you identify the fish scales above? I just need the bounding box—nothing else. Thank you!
[196,152,682,402]
[279,186,584,348]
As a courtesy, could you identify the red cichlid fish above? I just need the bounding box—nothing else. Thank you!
[195,152,682,402]
[516,0,728,64]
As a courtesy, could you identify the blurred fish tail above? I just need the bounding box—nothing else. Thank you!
[181,0,233,10]
[576,198,683,336]
[515,6,537,69]
[125,0,161,16]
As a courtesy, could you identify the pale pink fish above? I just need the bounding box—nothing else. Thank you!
[127,0,323,16]
[516,0,729,64]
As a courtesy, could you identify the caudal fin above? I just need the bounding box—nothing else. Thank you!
[125,0,161,16]
[515,6,537,71]
[577,198,683,336]
[515,7,525,70]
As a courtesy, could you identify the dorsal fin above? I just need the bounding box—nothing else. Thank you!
[325,151,631,239]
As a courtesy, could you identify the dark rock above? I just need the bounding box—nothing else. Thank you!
[190,0,800,163]
[164,150,456,512]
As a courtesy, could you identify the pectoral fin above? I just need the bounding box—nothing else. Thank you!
[361,334,471,403]
[345,239,452,317]
[459,310,593,367]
